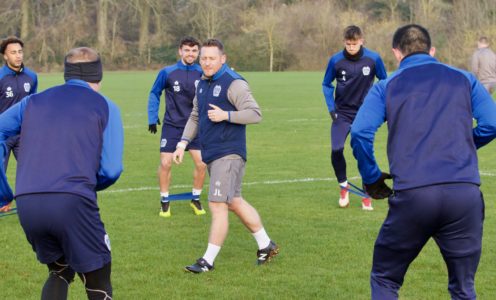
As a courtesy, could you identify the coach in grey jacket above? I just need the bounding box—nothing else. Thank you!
[471,36,496,94]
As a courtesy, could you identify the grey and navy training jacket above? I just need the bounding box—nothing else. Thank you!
[0,79,123,204]
[0,64,38,114]
[148,60,202,127]
[351,53,496,190]
[322,47,387,117]
[181,64,262,164]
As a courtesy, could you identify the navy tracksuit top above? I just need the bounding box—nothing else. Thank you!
[196,64,246,164]
[0,80,123,202]
[351,54,496,190]
[0,64,38,114]
[322,47,387,116]
[148,60,202,127]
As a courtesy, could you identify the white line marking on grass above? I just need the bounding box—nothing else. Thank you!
[286,118,327,122]
[480,171,496,176]
[101,177,359,194]
[101,172,496,194]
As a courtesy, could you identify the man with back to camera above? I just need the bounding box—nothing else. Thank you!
[173,39,279,273]
[148,36,207,217]
[0,36,38,212]
[0,47,123,300]
[471,36,496,94]
[322,25,387,211]
[351,24,496,299]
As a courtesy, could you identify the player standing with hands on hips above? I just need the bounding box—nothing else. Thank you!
[322,25,387,210]
[351,24,496,299]
[173,39,279,273]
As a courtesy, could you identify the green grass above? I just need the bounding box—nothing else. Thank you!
[1,71,496,299]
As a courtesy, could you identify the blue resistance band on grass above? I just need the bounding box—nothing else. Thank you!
[342,182,369,198]
[0,207,17,218]
[167,192,194,201]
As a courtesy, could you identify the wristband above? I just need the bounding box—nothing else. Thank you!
[176,142,186,150]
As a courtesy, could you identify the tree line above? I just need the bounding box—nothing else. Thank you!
[1,0,495,72]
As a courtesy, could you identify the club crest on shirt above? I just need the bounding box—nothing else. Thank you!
[341,70,346,81]
[161,138,167,147]
[5,86,14,98]
[173,80,181,92]
[213,85,221,97]
[362,66,371,76]
[23,82,31,92]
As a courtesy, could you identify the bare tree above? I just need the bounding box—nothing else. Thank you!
[21,0,30,39]
[97,0,109,53]
[243,1,283,72]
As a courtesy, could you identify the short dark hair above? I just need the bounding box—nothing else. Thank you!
[343,25,362,40]
[479,36,489,44]
[202,39,225,54]
[0,36,24,54]
[179,36,200,48]
[392,24,431,55]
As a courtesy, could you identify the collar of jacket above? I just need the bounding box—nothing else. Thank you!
[3,63,24,74]
[399,53,438,70]
[343,46,364,61]
[177,60,199,71]
[65,79,93,90]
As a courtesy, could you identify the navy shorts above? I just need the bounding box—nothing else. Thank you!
[330,111,355,150]
[16,193,111,273]
[160,124,201,153]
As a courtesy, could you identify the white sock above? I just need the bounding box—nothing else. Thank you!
[339,181,348,188]
[160,192,169,202]
[192,188,202,196]
[252,228,271,250]
[202,243,221,266]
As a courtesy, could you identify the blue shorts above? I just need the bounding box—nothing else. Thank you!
[160,124,201,153]
[16,193,111,273]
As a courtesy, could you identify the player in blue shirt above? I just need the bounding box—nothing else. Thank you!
[148,36,206,217]
[322,26,387,210]
[0,47,123,300]
[0,36,38,212]
[351,24,496,299]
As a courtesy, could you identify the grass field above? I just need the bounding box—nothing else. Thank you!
[1,71,496,299]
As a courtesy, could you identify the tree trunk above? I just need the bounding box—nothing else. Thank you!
[139,4,150,58]
[20,0,30,39]
[97,0,108,53]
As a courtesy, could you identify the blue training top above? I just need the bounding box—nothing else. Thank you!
[0,64,38,114]
[196,64,247,164]
[0,79,124,204]
[351,53,496,190]
[322,47,387,116]
[148,60,202,127]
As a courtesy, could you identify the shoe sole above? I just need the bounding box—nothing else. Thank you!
[159,211,171,217]
[338,199,349,208]
[184,267,199,274]
[190,203,206,215]
[184,266,212,273]
[362,206,374,211]
[257,245,280,265]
